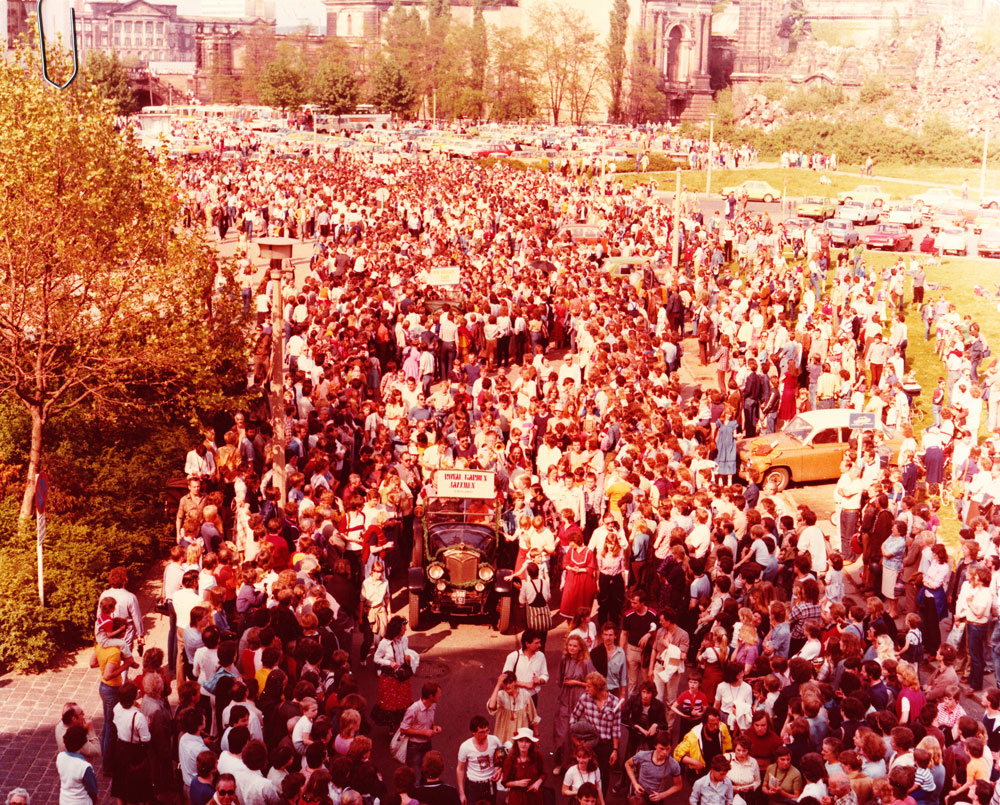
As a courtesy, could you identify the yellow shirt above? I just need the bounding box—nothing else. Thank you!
[96,644,123,687]
[255,667,271,693]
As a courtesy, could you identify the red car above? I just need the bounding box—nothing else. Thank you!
[863,223,913,252]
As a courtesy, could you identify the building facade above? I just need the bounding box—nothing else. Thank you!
[78,1,197,66]
[640,0,716,120]
[321,0,517,43]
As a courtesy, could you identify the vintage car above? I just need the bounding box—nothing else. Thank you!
[911,187,960,209]
[838,185,891,207]
[935,226,968,256]
[408,469,514,631]
[838,200,880,225]
[556,223,610,251]
[823,218,860,247]
[863,223,913,252]
[972,208,1000,235]
[720,180,781,202]
[978,228,1000,258]
[738,410,904,491]
[797,196,836,220]
[886,202,922,228]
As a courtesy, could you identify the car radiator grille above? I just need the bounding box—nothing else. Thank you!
[445,550,478,585]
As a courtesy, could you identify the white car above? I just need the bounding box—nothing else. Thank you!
[839,200,880,225]
[838,184,891,207]
[935,226,968,256]
[886,202,922,228]
[911,187,960,209]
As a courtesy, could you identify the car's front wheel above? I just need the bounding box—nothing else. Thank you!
[763,194,774,203]
[763,467,790,492]
[497,595,512,634]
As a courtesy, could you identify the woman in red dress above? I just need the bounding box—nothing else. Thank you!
[558,530,597,619]
[778,364,799,423]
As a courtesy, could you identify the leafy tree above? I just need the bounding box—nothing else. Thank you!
[0,44,247,522]
[312,59,360,114]
[529,1,600,125]
[625,28,666,124]
[239,29,278,104]
[488,25,538,121]
[369,59,417,117]
[606,0,629,123]
[382,0,426,90]
[469,0,488,118]
[258,53,306,111]
[85,51,138,115]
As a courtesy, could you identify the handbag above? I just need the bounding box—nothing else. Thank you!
[524,579,552,633]
[946,619,966,648]
[394,659,414,682]
[390,727,409,764]
[122,713,151,776]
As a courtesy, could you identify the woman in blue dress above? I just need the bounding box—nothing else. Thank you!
[714,405,739,484]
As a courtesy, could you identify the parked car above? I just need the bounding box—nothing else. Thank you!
[781,217,814,238]
[797,196,836,220]
[823,218,860,247]
[886,202,922,228]
[556,223,609,250]
[911,187,960,209]
[977,228,1000,258]
[737,409,903,491]
[929,206,969,233]
[838,184,891,207]
[972,208,1000,235]
[863,223,913,251]
[838,200,880,225]
[720,180,781,202]
[935,226,968,256]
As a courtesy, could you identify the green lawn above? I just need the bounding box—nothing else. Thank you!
[619,167,933,200]
[618,165,1000,200]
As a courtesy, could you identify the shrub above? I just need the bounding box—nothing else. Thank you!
[859,75,892,105]
[0,500,152,672]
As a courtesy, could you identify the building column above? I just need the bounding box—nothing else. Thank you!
[652,11,662,74]
[700,13,710,74]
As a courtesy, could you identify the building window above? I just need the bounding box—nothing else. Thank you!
[124,36,131,46]
[85,34,93,47]
[156,37,162,45]
[157,21,164,33]
[124,21,132,33]
[146,21,153,33]
[114,36,120,45]
[115,20,122,31]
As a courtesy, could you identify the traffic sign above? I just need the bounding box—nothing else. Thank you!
[848,412,876,429]
[35,471,48,514]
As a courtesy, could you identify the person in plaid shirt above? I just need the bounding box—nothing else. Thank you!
[569,672,622,795]
[788,578,822,655]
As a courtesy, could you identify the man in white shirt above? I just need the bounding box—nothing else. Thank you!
[234,739,281,805]
[457,716,502,805]
[502,630,549,702]
[796,507,827,574]
[178,709,211,794]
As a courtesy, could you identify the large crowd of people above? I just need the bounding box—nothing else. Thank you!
[34,118,1000,805]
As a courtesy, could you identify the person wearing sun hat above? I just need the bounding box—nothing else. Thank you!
[501,728,545,805]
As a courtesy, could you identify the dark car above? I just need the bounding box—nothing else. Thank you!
[408,470,514,631]
[863,223,913,252]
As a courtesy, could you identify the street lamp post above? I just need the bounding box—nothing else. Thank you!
[672,167,681,271]
[706,112,717,197]
[256,238,297,507]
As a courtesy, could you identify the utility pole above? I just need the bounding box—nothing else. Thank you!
[982,128,990,203]
[672,167,681,271]
[256,238,296,506]
[706,112,716,196]
[270,264,286,506]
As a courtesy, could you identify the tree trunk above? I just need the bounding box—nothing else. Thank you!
[19,405,44,520]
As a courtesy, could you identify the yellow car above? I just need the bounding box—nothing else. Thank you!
[797,196,836,220]
[737,409,903,490]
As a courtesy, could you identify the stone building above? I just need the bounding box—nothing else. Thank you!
[321,0,518,43]
[732,0,776,78]
[77,1,197,66]
[640,0,716,120]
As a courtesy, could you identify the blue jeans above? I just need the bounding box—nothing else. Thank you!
[99,682,120,769]
[990,623,1000,681]
[968,622,987,690]
[765,412,777,434]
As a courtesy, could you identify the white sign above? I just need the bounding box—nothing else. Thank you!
[433,469,495,499]
[426,266,460,286]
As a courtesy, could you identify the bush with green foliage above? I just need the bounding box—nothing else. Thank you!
[859,75,893,105]
[0,399,188,672]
